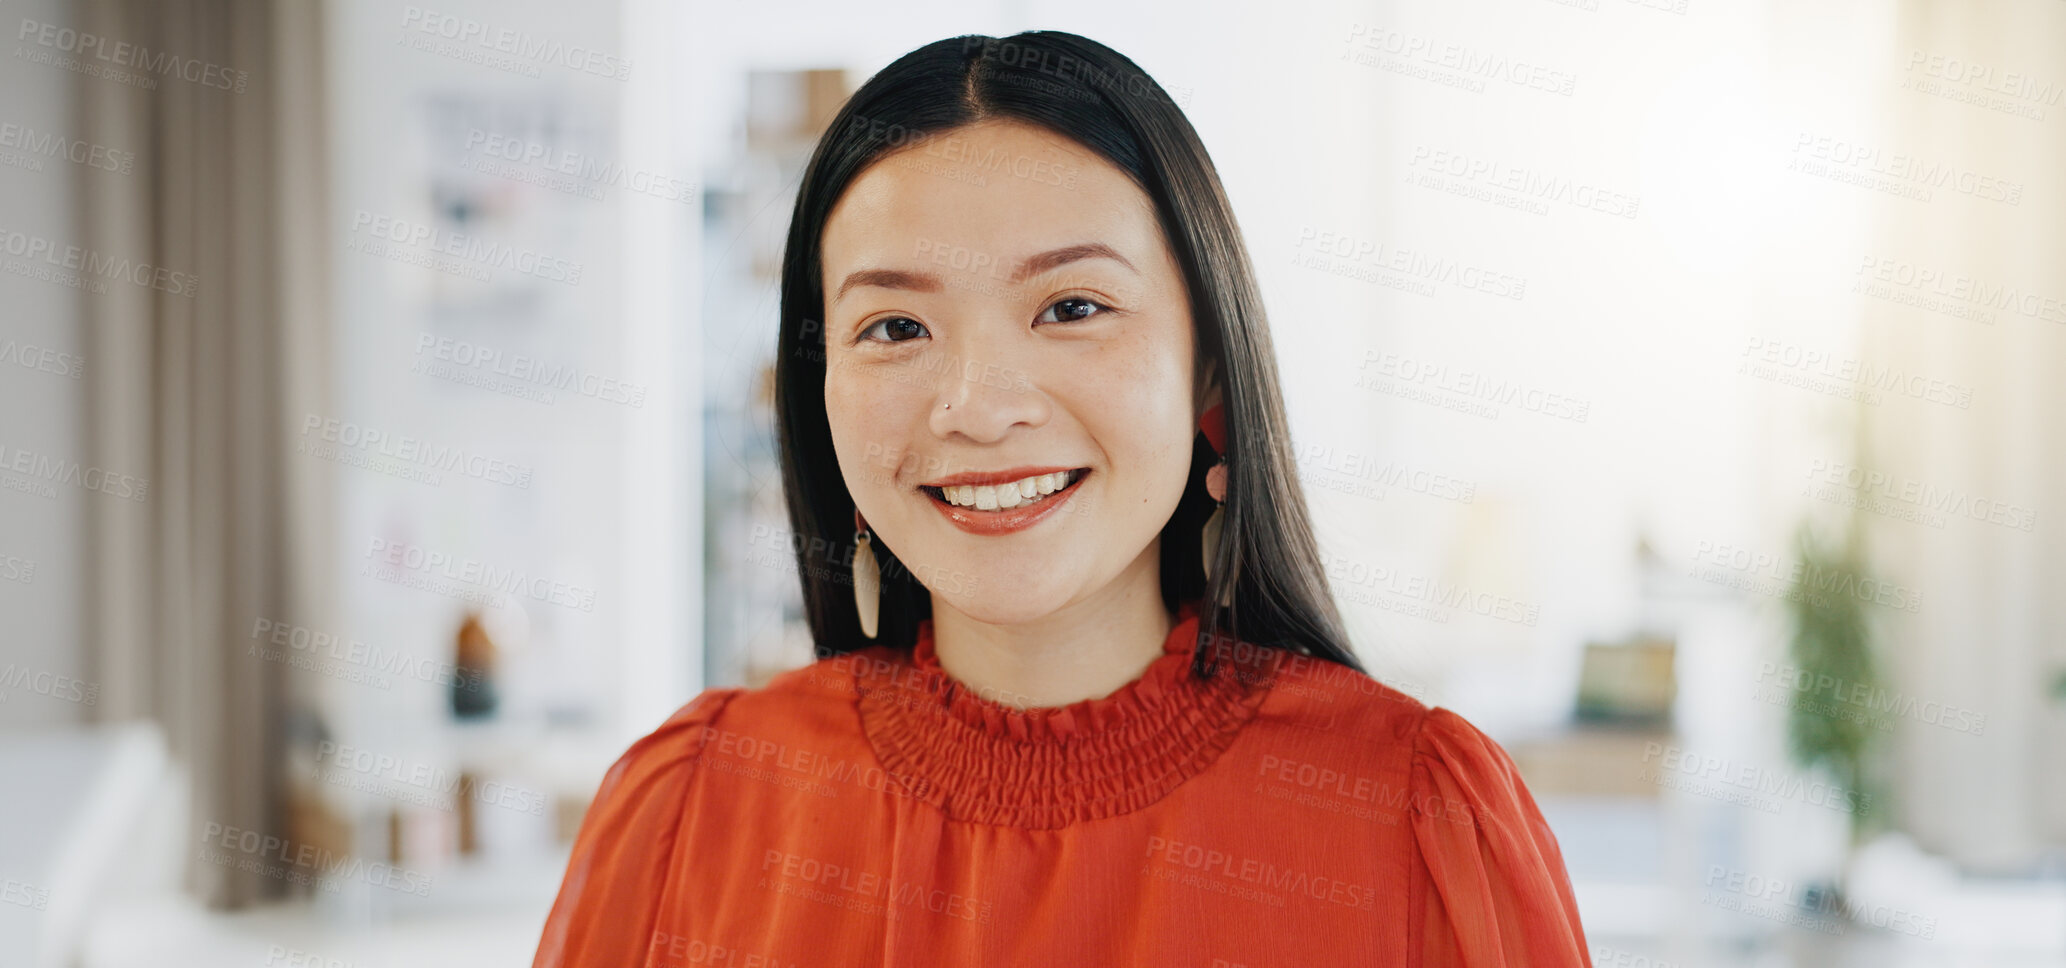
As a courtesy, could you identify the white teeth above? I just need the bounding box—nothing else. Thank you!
[937,471,1078,509]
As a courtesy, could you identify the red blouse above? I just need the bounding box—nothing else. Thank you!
[534,598,1592,966]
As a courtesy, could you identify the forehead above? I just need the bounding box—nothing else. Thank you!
[820,120,1162,282]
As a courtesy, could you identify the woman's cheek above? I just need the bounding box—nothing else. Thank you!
[1098,339,1191,446]
[824,378,879,485]
[1118,339,1199,499]
[828,371,918,494]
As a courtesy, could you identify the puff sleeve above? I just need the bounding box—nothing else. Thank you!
[533,688,743,968]
[1408,706,1592,967]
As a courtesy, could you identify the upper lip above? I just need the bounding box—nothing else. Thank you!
[918,465,1085,488]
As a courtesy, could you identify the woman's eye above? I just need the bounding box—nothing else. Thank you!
[1038,297,1106,324]
[860,317,928,343]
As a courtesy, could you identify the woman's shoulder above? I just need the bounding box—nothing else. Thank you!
[728,644,903,732]
[1251,660,1589,960]
[1248,655,1546,814]
[1247,650,1436,749]
[536,646,899,963]
[1401,705,1592,964]
[615,644,898,766]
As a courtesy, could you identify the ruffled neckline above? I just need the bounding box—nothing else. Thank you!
[852,598,1278,828]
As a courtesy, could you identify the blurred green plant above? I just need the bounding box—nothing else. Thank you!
[1782,513,1884,854]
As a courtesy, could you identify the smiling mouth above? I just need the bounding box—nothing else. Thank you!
[920,468,1090,512]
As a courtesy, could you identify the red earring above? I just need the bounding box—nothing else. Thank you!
[1200,402,1228,501]
[1199,402,1233,606]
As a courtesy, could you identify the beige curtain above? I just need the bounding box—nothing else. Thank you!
[74,0,331,909]
[1859,2,2066,868]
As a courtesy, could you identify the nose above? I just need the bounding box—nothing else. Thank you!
[926,353,1048,444]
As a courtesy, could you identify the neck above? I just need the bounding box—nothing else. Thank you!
[927,548,1172,710]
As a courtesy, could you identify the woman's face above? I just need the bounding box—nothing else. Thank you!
[820,119,1205,626]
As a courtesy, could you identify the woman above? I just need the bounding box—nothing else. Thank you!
[536,30,1590,966]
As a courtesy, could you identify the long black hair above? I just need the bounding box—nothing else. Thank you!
[775,30,1367,680]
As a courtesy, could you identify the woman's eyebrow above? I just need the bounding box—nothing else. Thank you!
[1007,242,1136,283]
[833,268,941,304]
[833,242,1139,305]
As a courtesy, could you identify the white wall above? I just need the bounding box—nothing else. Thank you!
[0,0,90,729]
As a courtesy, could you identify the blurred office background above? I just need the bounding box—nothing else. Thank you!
[2,0,2062,965]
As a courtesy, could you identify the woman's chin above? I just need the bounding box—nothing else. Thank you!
[932,583,1081,628]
